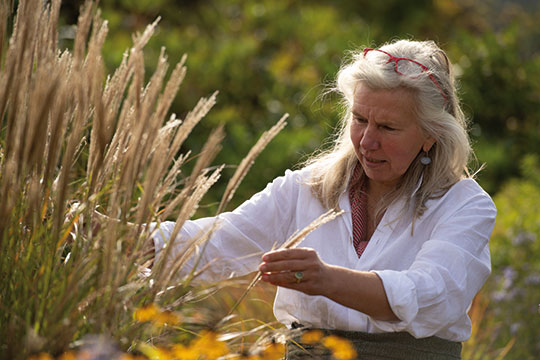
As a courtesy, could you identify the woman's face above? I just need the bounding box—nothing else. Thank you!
[350,85,435,192]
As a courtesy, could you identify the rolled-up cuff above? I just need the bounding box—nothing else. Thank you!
[370,270,418,333]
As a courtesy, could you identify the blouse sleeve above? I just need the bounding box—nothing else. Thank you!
[151,169,303,282]
[371,180,496,338]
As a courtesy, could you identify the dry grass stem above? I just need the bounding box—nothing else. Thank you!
[280,209,345,250]
[217,113,288,214]
[166,91,219,165]
[154,166,224,279]
[0,1,304,358]
[227,209,344,316]
[0,1,235,357]
[156,151,191,218]
[185,124,225,190]
[160,220,223,289]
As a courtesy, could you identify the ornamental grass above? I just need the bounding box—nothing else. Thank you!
[0,1,350,359]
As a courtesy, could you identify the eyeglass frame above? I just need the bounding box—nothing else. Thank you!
[362,48,448,103]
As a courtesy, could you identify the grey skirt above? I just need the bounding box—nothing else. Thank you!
[285,328,462,360]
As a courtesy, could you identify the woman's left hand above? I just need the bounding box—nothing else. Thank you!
[258,247,330,296]
[258,247,399,321]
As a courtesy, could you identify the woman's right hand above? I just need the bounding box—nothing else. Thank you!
[258,247,332,296]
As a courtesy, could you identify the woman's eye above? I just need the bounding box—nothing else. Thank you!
[354,117,367,123]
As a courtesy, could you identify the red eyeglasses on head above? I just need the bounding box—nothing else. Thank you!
[363,48,448,103]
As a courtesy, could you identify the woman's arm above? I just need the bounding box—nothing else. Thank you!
[260,180,496,332]
[151,169,306,282]
[259,247,399,321]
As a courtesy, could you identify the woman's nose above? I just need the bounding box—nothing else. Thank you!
[360,124,379,150]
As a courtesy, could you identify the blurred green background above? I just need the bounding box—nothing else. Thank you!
[58,0,540,358]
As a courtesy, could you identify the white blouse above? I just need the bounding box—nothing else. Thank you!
[152,167,496,342]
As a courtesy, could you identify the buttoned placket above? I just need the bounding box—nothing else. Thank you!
[338,188,397,269]
[346,175,424,267]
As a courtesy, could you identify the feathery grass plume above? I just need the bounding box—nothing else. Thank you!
[161,219,223,289]
[0,0,310,358]
[166,91,219,166]
[280,209,345,249]
[185,125,225,191]
[217,113,288,214]
[227,209,344,315]
[0,0,241,357]
[155,150,191,218]
[152,166,224,292]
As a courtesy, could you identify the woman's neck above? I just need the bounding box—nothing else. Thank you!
[366,179,395,203]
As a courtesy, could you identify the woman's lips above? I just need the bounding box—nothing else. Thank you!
[363,155,385,167]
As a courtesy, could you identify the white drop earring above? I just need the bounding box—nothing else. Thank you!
[420,152,431,165]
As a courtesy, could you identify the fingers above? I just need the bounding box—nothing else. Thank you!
[259,259,305,273]
[262,247,317,262]
[260,269,307,287]
[259,248,317,273]
[259,248,326,295]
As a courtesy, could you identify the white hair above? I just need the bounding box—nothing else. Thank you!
[305,39,472,219]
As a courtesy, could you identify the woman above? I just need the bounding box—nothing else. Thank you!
[152,39,496,359]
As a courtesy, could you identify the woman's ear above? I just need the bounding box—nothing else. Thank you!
[422,136,436,153]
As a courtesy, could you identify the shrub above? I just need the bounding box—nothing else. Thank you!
[464,154,540,359]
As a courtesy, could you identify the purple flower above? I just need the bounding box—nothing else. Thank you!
[512,231,536,246]
[503,266,517,290]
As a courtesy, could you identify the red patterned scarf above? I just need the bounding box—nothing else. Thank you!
[349,163,369,258]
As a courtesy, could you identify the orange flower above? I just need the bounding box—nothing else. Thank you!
[229,355,261,360]
[190,330,229,359]
[138,343,172,360]
[322,335,357,360]
[57,351,76,360]
[300,330,324,344]
[27,354,53,360]
[170,344,199,360]
[153,310,181,327]
[133,304,182,327]
[117,354,148,360]
[134,304,160,323]
[260,342,285,360]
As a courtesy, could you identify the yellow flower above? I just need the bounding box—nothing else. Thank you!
[134,304,160,323]
[260,342,285,360]
[57,351,76,360]
[170,344,199,360]
[190,330,229,359]
[27,354,53,360]
[153,310,182,327]
[133,304,182,327]
[300,330,324,344]
[239,355,262,360]
[138,343,172,360]
[117,354,148,360]
[322,335,357,360]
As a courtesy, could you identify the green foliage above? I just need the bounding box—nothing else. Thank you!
[61,0,540,215]
[453,24,540,193]
[481,154,540,358]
